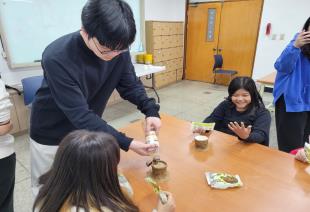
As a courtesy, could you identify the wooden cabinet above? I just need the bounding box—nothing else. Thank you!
[146,21,184,88]
[7,88,120,134]
[8,95,20,134]
[7,90,29,134]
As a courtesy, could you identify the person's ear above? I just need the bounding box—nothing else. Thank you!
[80,27,89,39]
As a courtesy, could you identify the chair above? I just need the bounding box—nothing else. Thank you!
[21,75,43,106]
[213,54,238,84]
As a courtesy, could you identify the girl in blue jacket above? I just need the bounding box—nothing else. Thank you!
[273,17,310,153]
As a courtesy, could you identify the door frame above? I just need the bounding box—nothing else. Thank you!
[184,0,264,79]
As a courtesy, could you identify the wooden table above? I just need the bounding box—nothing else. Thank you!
[257,72,276,87]
[134,64,165,103]
[119,115,310,212]
[257,72,276,111]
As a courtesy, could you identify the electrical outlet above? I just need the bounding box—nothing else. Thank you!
[271,34,277,40]
[279,34,285,40]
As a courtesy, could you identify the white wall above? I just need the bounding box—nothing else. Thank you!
[0,0,186,86]
[144,0,186,21]
[2,0,308,84]
[252,0,310,79]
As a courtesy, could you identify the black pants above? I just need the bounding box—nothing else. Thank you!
[0,153,16,212]
[275,95,310,153]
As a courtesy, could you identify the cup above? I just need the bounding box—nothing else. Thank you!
[194,135,208,149]
[136,54,145,64]
[144,54,153,64]
[151,160,168,177]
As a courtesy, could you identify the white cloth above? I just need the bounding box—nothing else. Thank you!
[30,138,58,197]
[0,134,15,159]
[0,79,14,159]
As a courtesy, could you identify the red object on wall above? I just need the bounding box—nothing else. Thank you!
[266,23,271,36]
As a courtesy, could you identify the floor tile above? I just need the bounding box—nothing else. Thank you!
[15,160,30,184]
[14,178,33,212]
[14,134,31,171]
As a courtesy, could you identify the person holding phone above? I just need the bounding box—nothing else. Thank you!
[273,17,310,153]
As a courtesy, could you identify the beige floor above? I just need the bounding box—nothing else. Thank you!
[13,80,276,211]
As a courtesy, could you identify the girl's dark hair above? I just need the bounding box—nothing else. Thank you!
[227,76,264,109]
[81,0,136,50]
[301,17,310,59]
[33,130,139,212]
[302,17,310,31]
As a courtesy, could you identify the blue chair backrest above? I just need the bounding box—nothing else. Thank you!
[21,76,43,106]
[213,54,223,71]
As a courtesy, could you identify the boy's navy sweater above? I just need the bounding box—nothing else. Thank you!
[30,31,160,151]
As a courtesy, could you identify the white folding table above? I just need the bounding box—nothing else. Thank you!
[133,64,165,103]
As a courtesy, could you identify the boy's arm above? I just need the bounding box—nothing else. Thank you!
[0,121,12,136]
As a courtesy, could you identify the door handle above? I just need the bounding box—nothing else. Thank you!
[213,48,217,51]
[218,48,222,52]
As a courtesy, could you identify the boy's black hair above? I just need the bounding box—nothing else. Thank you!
[81,0,136,50]
[227,76,264,109]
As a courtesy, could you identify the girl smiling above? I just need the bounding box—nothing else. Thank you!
[200,77,271,146]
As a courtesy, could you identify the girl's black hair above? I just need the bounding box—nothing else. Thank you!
[301,17,310,59]
[33,130,139,212]
[81,0,136,50]
[302,16,310,31]
[227,76,264,109]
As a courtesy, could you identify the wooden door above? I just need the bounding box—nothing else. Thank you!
[216,0,263,85]
[185,2,222,82]
[185,0,263,84]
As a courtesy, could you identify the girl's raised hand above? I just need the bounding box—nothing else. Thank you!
[294,30,310,48]
[228,122,252,140]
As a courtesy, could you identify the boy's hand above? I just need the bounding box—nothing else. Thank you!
[145,117,161,134]
[129,140,158,156]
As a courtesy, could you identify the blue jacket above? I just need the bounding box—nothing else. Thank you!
[273,34,310,112]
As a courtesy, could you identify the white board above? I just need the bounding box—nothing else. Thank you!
[0,0,143,68]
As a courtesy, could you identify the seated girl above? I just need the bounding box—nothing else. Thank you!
[197,77,271,146]
[33,130,175,212]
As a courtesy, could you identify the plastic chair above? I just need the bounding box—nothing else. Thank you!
[21,76,43,106]
[213,54,238,84]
